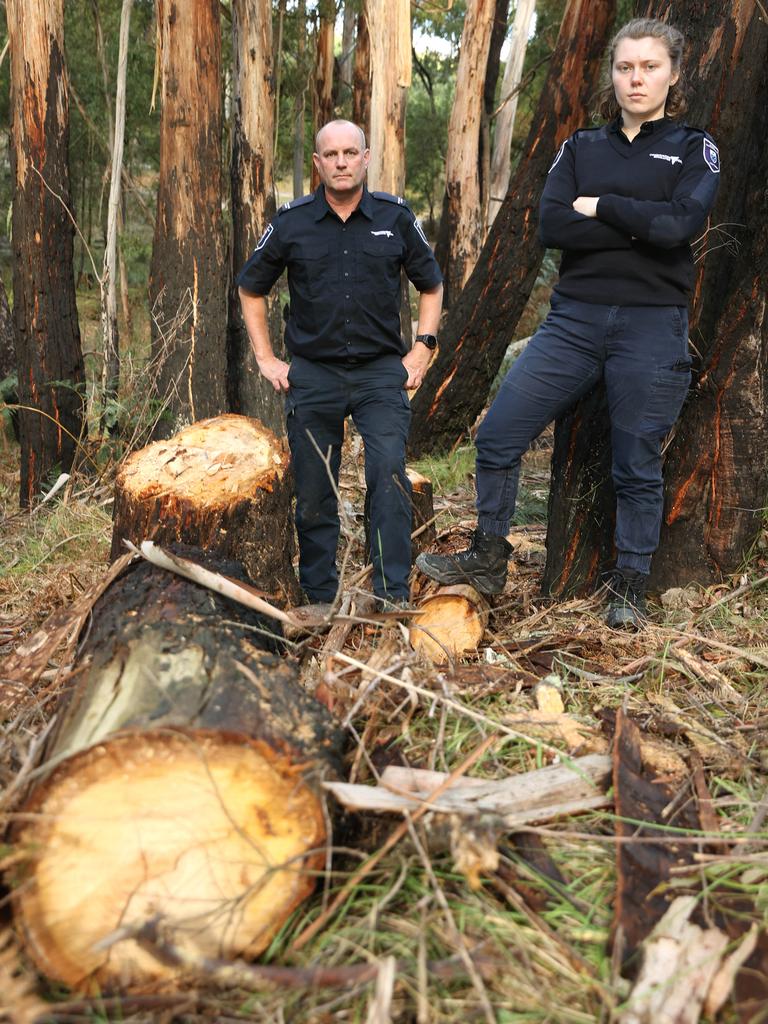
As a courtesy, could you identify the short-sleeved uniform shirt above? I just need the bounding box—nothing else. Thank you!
[237,185,442,362]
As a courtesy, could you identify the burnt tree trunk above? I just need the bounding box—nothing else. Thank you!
[7,0,85,505]
[434,0,496,308]
[149,0,226,437]
[12,554,344,993]
[543,0,768,595]
[408,0,616,458]
[228,0,285,437]
[110,414,301,605]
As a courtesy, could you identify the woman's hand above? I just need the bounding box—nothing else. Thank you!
[573,196,600,218]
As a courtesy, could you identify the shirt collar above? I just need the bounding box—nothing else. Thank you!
[609,114,672,143]
[314,184,373,221]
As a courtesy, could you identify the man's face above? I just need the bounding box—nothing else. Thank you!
[312,124,370,196]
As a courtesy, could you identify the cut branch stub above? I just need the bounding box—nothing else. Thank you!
[409,584,489,663]
[12,555,345,993]
[110,414,300,604]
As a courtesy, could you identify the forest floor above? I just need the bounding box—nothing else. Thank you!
[1,399,767,1022]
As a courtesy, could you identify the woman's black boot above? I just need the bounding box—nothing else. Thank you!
[415,529,512,595]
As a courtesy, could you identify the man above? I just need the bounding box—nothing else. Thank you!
[237,120,443,606]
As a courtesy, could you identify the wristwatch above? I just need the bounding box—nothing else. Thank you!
[415,333,438,350]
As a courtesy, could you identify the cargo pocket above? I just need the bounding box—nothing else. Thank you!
[639,359,691,436]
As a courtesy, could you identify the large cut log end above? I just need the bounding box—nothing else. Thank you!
[110,414,300,604]
[15,730,327,992]
[409,584,489,663]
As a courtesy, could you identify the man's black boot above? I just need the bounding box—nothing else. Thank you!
[605,568,648,629]
[415,529,512,595]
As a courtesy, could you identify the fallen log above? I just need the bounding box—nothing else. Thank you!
[109,414,300,604]
[409,584,489,663]
[11,553,345,993]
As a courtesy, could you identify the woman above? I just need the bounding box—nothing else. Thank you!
[417,18,720,627]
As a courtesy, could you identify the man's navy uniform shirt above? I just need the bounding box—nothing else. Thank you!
[539,117,720,306]
[237,185,442,362]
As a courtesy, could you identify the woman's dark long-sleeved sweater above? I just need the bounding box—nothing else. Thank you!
[539,117,720,306]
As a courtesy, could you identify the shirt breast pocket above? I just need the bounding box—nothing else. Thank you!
[360,240,403,293]
[292,243,331,297]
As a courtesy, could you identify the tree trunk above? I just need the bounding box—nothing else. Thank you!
[149,0,226,438]
[543,0,768,595]
[434,0,497,307]
[7,0,85,506]
[229,0,285,437]
[101,0,133,434]
[0,272,14,382]
[13,554,344,993]
[366,0,410,195]
[110,414,301,605]
[352,9,371,141]
[480,0,510,227]
[310,0,335,189]
[292,0,308,199]
[339,0,357,98]
[488,0,536,228]
[408,0,616,458]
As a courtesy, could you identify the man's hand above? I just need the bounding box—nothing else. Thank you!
[402,342,434,390]
[257,354,291,392]
[573,196,599,218]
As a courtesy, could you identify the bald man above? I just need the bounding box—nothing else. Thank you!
[238,120,443,607]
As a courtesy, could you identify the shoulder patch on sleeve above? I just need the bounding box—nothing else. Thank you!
[548,139,568,173]
[702,137,720,173]
[371,190,408,207]
[279,193,315,213]
[253,223,274,252]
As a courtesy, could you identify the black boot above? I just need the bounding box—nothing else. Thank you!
[605,569,648,629]
[415,529,512,595]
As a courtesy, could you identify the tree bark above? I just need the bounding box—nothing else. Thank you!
[366,0,411,195]
[543,0,768,595]
[310,0,335,189]
[292,0,308,199]
[352,9,371,142]
[488,0,536,228]
[339,0,357,98]
[0,272,14,382]
[434,0,497,307]
[228,0,285,437]
[110,414,301,605]
[408,0,615,458]
[7,0,85,506]
[13,554,344,993]
[149,0,226,438]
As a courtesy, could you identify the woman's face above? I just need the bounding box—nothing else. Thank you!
[612,36,678,125]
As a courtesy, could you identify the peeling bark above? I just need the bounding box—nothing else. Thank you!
[366,0,411,195]
[149,0,227,438]
[408,0,616,458]
[7,0,85,505]
[228,0,285,436]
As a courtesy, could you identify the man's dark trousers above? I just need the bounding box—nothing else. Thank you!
[286,353,412,602]
[475,296,691,574]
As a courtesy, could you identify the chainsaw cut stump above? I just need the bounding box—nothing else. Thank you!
[409,584,489,663]
[109,414,299,604]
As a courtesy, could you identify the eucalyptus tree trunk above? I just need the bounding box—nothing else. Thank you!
[101,0,133,433]
[366,0,411,194]
[148,0,226,438]
[228,0,284,436]
[434,0,497,307]
[0,273,13,383]
[7,0,85,506]
[408,0,616,458]
[292,0,308,199]
[352,8,371,141]
[488,0,536,229]
[310,0,335,188]
[544,0,768,595]
[339,0,357,98]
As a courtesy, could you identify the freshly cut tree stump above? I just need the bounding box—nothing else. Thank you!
[12,554,345,993]
[409,584,489,663]
[110,414,300,604]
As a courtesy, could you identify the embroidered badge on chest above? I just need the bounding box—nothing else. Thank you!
[649,152,682,166]
[371,230,394,238]
[703,138,720,173]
